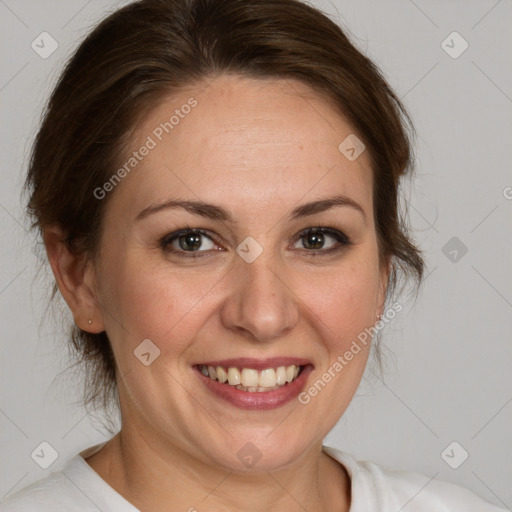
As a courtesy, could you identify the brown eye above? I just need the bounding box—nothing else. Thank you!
[161,228,219,255]
[302,231,327,250]
[177,232,204,251]
[293,227,351,253]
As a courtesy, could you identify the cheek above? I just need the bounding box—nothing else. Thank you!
[99,252,224,350]
[297,254,380,345]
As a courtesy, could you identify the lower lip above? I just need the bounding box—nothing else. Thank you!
[195,365,313,411]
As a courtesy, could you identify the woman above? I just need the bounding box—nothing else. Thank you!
[1,0,506,510]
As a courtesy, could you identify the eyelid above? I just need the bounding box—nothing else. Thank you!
[294,226,350,242]
[160,228,222,252]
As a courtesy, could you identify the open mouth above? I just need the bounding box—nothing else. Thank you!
[196,364,305,392]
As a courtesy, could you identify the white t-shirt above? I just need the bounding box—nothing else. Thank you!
[0,442,506,511]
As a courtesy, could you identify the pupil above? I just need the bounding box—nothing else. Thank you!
[305,232,323,249]
[180,233,202,251]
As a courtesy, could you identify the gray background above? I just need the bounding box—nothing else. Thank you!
[1,0,511,508]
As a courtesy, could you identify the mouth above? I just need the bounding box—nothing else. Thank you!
[196,363,305,392]
[193,358,313,410]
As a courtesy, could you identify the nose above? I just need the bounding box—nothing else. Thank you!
[220,251,300,343]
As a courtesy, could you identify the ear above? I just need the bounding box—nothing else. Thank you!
[376,256,392,318]
[43,225,105,333]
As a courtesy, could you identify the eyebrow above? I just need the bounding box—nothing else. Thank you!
[135,195,366,224]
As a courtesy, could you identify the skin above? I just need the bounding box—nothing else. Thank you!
[45,75,390,512]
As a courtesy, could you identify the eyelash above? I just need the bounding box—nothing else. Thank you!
[159,226,352,258]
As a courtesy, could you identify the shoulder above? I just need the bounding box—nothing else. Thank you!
[323,445,508,512]
[0,458,95,511]
[1,443,138,512]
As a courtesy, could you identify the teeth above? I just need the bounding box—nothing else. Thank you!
[241,368,259,387]
[216,366,228,383]
[228,367,241,385]
[199,364,303,391]
[236,384,281,392]
[276,366,287,385]
[259,368,276,387]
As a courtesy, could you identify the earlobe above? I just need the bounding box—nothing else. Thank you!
[43,225,105,333]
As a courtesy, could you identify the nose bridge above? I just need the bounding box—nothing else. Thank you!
[220,246,299,342]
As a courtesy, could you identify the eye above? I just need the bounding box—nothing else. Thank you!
[292,227,351,254]
[160,228,221,256]
[160,226,351,259]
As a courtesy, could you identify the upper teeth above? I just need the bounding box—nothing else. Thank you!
[199,365,301,388]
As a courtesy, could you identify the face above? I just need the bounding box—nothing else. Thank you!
[91,75,388,471]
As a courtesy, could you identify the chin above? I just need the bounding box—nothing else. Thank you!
[202,429,316,474]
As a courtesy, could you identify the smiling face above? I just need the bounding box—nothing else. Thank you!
[91,74,389,471]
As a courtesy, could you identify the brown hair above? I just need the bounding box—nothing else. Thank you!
[25,0,424,416]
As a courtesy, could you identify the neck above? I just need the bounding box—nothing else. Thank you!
[85,427,350,512]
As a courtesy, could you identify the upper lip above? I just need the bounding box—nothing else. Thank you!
[196,357,313,371]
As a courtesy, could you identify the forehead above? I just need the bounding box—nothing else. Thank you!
[107,75,374,223]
